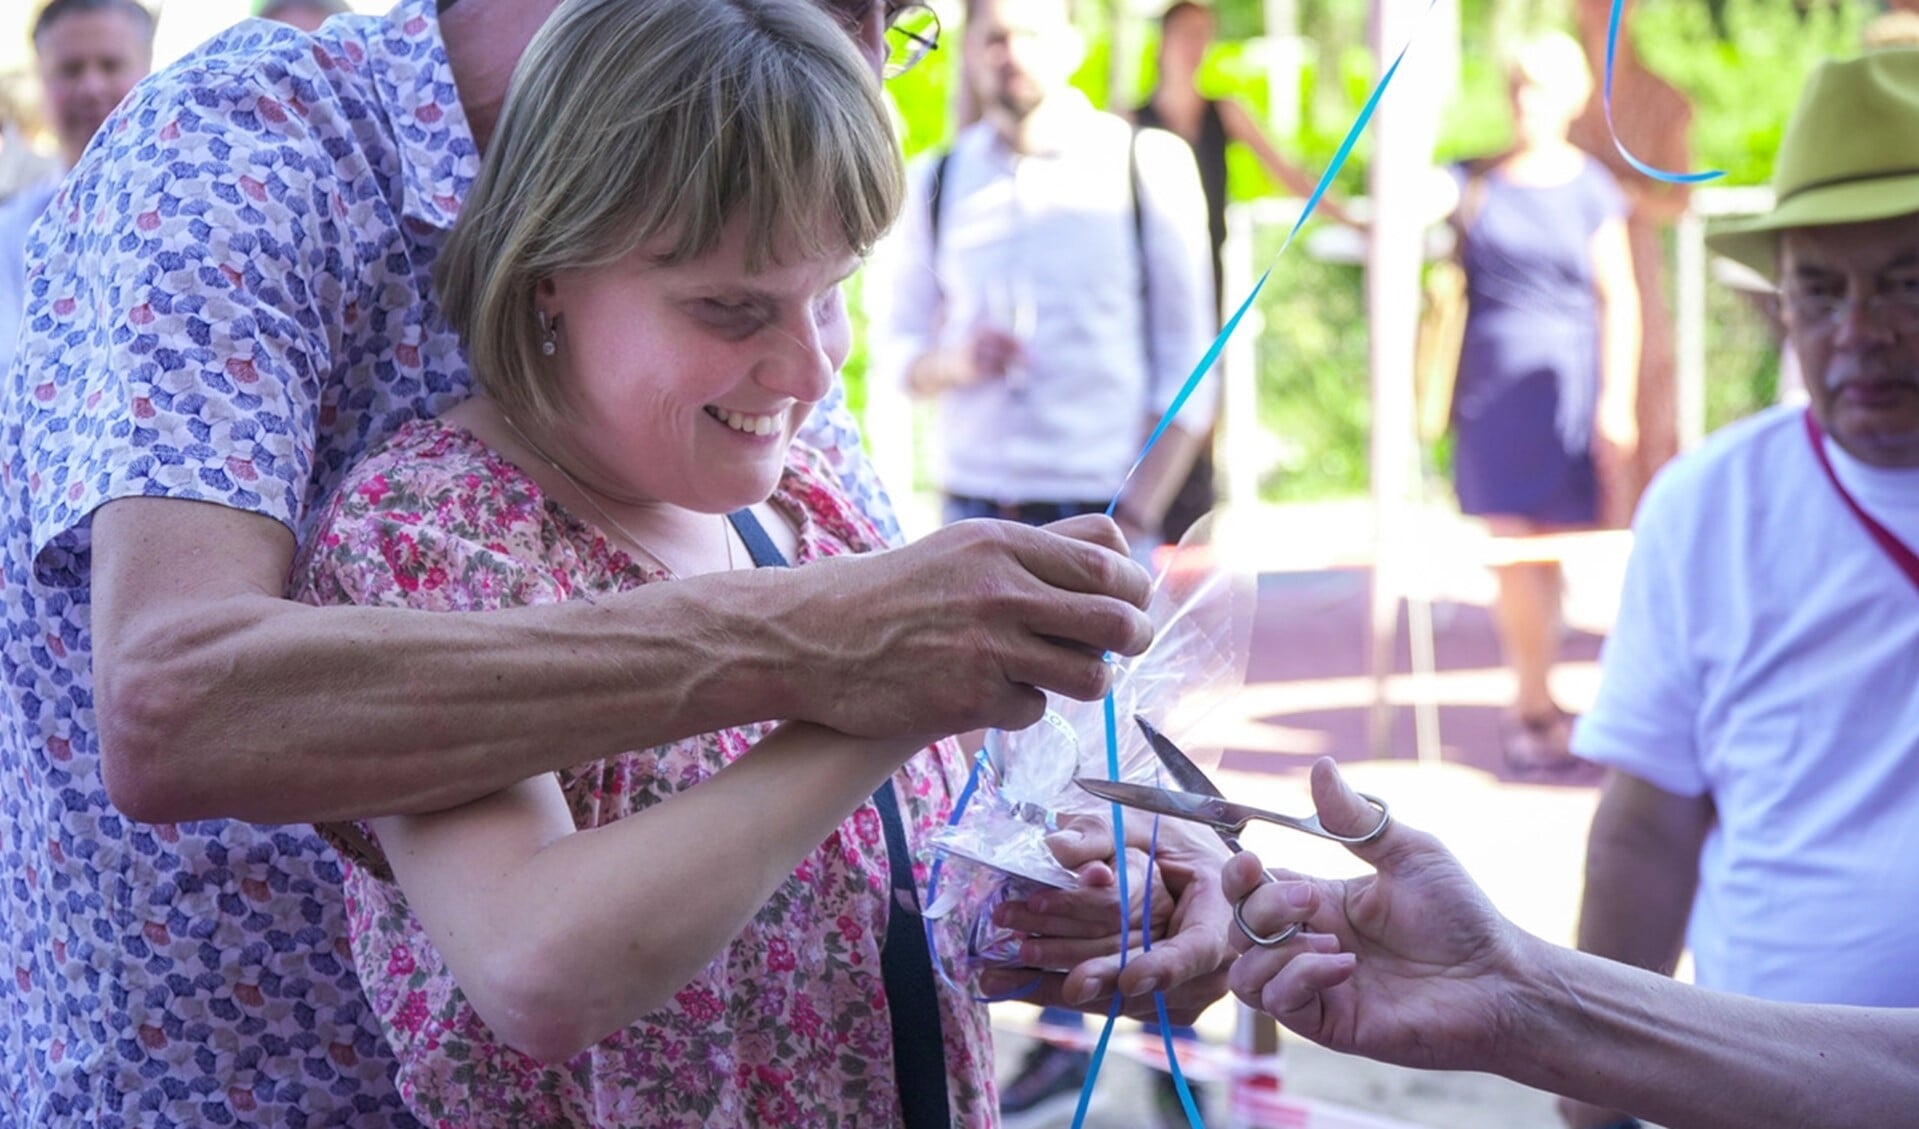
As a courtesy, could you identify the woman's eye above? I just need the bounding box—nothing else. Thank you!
[693,300,765,332]
[813,288,845,323]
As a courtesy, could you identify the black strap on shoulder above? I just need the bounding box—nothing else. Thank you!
[724,509,952,1127]
[928,148,953,253]
[1127,127,1153,377]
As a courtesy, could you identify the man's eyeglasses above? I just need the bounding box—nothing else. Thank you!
[883,3,941,79]
[826,0,942,78]
[1783,275,1919,338]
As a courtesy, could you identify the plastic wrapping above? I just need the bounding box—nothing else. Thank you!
[923,514,1256,979]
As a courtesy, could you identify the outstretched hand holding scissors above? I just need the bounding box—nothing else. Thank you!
[1220,757,1522,1073]
[1078,718,1390,949]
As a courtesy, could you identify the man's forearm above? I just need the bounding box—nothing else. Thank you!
[1509,936,1919,1129]
[1575,776,1707,974]
[100,567,804,825]
[93,498,1150,828]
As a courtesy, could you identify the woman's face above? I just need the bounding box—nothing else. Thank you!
[1508,75,1581,148]
[1160,8,1214,81]
[538,215,860,514]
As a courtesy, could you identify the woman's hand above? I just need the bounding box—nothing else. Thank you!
[978,814,1234,1024]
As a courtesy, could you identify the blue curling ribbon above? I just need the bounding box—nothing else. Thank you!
[1143,809,1206,1125]
[1081,5,1451,1127]
[1110,0,1431,509]
[1602,0,1721,185]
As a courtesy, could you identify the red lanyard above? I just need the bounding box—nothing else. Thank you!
[1803,408,1919,593]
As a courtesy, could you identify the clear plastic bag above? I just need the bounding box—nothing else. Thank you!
[923,514,1255,980]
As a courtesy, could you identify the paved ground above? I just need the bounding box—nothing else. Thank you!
[986,502,1639,1128]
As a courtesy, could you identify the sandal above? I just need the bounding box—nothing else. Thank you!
[1501,709,1580,772]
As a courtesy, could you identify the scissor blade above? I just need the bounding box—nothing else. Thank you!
[1075,778,1242,831]
[1134,715,1225,799]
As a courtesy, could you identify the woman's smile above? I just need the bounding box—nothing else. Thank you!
[704,404,788,438]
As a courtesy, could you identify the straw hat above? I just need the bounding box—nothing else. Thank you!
[1708,49,1919,278]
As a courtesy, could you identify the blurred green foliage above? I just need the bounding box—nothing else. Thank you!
[851,1,1874,503]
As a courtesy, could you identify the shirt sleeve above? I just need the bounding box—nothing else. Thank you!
[1588,158,1630,228]
[16,63,360,585]
[795,384,904,547]
[1570,462,1709,796]
[1132,127,1218,430]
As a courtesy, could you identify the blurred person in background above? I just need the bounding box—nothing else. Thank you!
[0,80,60,206]
[0,0,152,374]
[867,0,1217,1121]
[1441,30,1639,771]
[868,0,1215,554]
[1135,0,1350,542]
[255,0,351,33]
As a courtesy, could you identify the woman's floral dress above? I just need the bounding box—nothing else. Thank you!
[290,419,997,1127]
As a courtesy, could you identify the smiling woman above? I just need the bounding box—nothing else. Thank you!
[284,0,1013,1125]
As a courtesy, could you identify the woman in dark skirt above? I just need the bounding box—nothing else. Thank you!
[1449,31,1640,768]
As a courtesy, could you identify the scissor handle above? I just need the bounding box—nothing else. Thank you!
[1268,793,1391,846]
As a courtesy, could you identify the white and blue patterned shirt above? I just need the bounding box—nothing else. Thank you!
[0,1,898,1124]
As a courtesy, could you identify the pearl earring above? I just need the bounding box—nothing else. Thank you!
[537,308,560,357]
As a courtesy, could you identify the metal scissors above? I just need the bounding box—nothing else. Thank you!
[1074,716,1391,948]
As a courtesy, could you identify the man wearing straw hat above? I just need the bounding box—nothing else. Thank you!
[1562,46,1919,1129]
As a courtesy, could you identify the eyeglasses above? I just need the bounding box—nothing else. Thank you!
[883,3,941,79]
[1783,275,1919,338]
[825,0,942,79]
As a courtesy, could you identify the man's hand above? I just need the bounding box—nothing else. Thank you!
[904,348,983,398]
[969,326,1025,381]
[978,815,1234,1024]
[1223,758,1523,1073]
[766,515,1153,740]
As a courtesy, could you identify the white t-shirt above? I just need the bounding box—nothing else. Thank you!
[1575,404,1919,1006]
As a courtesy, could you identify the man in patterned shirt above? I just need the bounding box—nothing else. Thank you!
[1,0,1235,1124]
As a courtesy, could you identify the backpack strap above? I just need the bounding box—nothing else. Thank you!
[928,147,953,254]
[1129,126,1154,381]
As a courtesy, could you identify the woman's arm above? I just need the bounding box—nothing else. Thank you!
[1591,216,1642,447]
[1217,99,1355,225]
[372,721,925,1064]
[1590,215,1642,524]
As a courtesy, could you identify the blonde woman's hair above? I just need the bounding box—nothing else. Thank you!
[436,0,904,426]
[1508,30,1593,108]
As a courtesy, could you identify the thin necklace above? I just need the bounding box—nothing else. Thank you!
[498,411,736,576]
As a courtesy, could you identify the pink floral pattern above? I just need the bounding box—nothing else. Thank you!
[290,420,995,1127]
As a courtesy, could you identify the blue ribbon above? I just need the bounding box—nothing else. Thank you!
[1078,9,1451,1127]
[1602,0,1721,184]
[1009,5,1715,1123]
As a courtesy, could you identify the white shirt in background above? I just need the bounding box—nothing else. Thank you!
[866,91,1216,504]
[1575,404,1919,1006]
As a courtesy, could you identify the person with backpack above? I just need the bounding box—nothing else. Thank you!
[867,0,1215,559]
